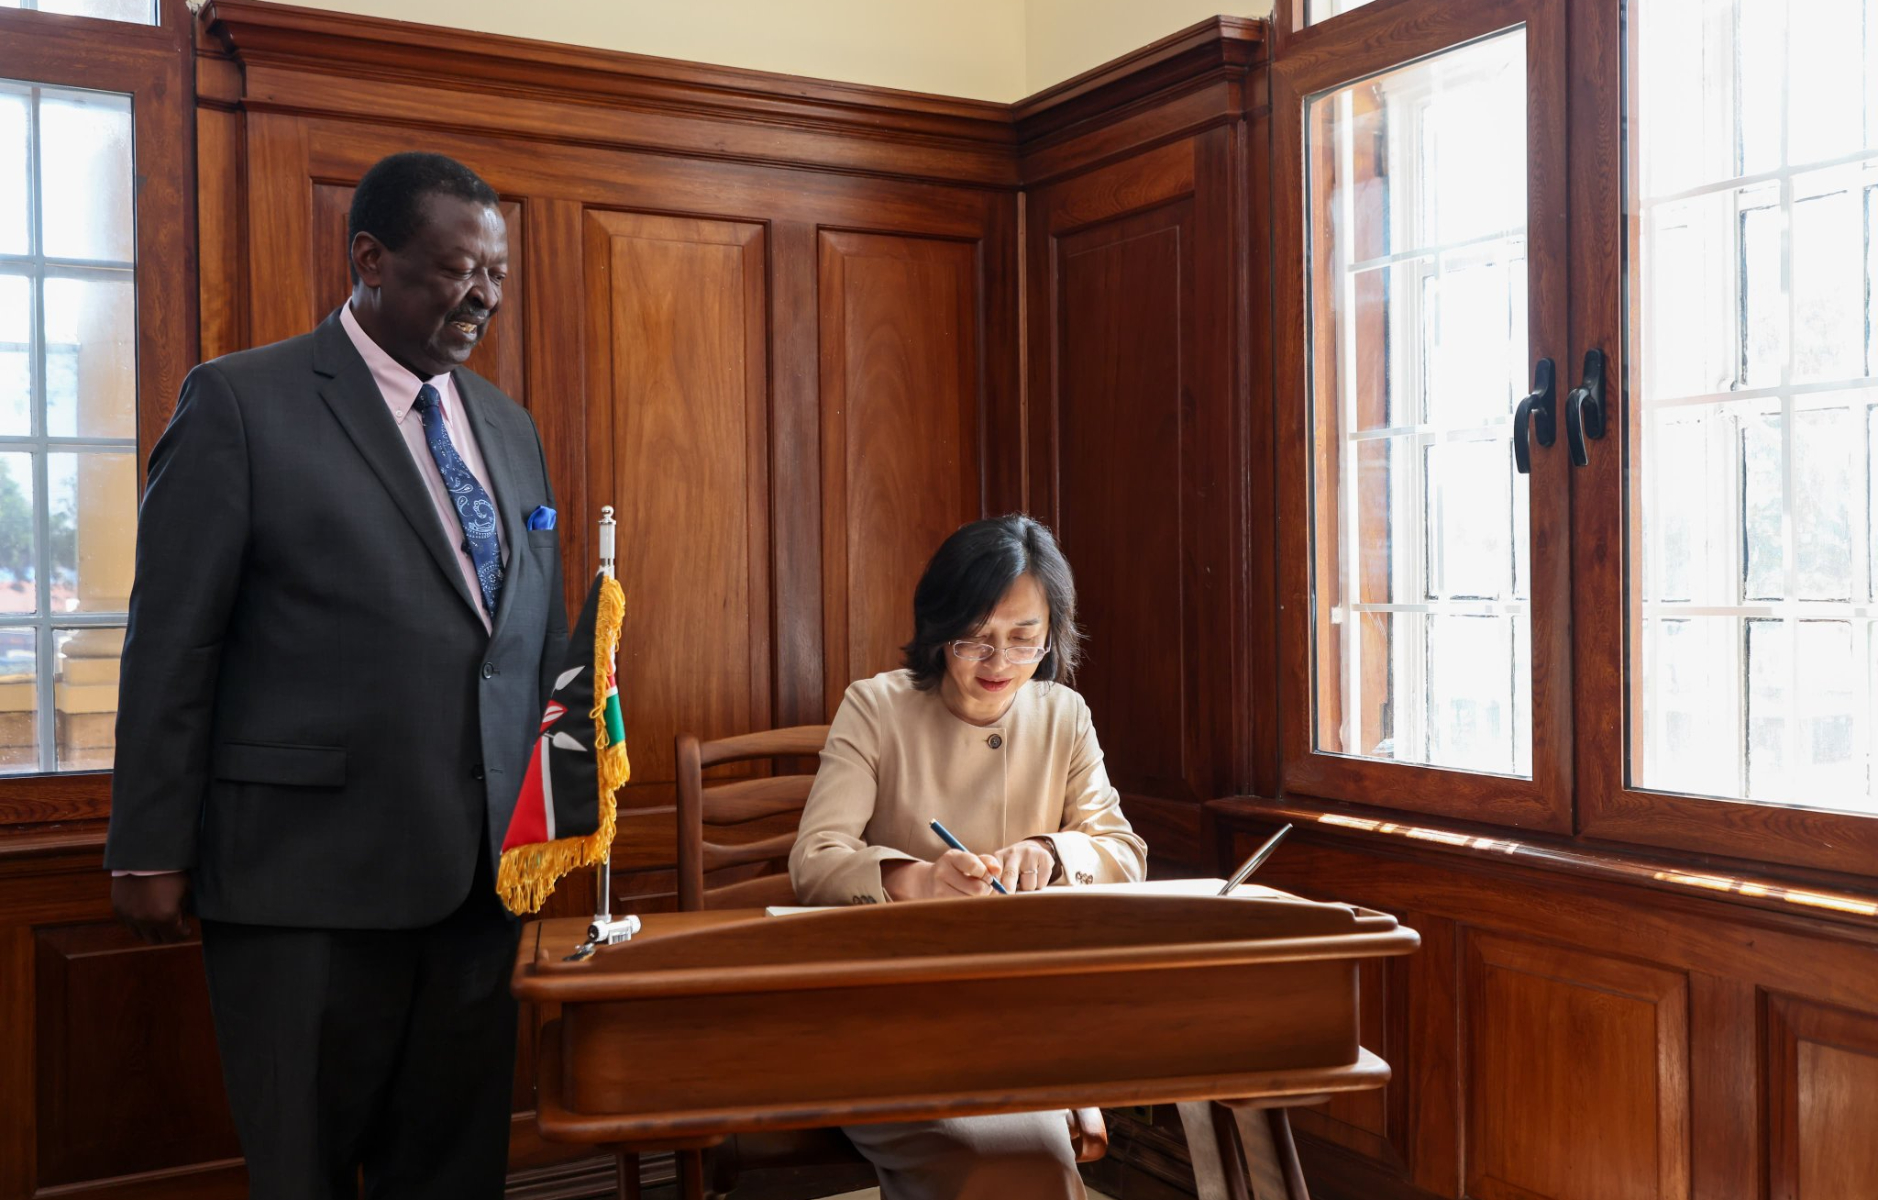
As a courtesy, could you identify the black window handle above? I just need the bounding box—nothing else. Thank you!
[1565,349,1608,467]
[1512,357,1556,475]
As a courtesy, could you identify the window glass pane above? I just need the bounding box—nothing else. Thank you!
[0,625,38,773]
[0,452,36,615]
[44,274,135,438]
[38,88,133,263]
[0,86,27,256]
[0,274,30,437]
[1792,177,1864,384]
[55,626,118,770]
[1305,0,1377,25]
[1642,616,1742,797]
[1309,28,1532,778]
[0,76,137,778]
[48,452,135,614]
[1630,0,1878,813]
[29,0,156,22]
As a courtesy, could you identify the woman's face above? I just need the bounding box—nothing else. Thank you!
[939,572,1051,724]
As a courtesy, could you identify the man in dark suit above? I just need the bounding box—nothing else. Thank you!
[104,152,567,1198]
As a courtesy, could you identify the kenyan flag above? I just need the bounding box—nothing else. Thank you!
[496,573,630,915]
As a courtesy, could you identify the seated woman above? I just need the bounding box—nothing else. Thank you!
[790,513,1146,1200]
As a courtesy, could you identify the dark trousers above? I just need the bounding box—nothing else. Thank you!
[200,855,521,1200]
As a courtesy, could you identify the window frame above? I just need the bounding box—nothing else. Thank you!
[0,0,195,825]
[1569,0,1878,879]
[1273,0,1575,832]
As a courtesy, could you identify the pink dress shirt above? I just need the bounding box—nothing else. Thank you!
[115,305,509,877]
[339,301,508,631]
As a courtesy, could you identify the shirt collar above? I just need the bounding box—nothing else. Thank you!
[339,301,453,425]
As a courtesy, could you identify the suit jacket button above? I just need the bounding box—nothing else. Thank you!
[481,662,497,679]
[471,763,485,781]
[986,733,1003,749]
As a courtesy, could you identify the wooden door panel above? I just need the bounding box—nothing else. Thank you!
[1767,994,1878,1200]
[1464,934,1690,1200]
[583,210,771,801]
[1053,200,1195,803]
[818,230,981,713]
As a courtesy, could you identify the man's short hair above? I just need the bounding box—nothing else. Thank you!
[347,152,499,280]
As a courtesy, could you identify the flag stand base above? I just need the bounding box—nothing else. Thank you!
[565,859,640,960]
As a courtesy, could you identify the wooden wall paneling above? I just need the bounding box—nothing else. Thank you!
[769,220,826,731]
[32,925,239,1185]
[817,230,982,714]
[0,849,247,1200]
[525,198,593,628]
[583,209,772,804]
[242,112,315,349]
[1189,122,1251,820]
[1053,196,1197,805]
[1251,835,1878,1025]
[1689,974,1758,1200]
[293,112,1002,243]
[204,0,1021,190]
[194,95,245,364]
[1766,994,1878,1200]
[1405,913,1463,1198]
[978,197,1027,519]
[1029,131,1251,814]
[1464,932,1690,1200]
[1222,820,1878,1200]
[1013,16,1264,188]
[1244,65,1281,798]
[1,924,31,1197]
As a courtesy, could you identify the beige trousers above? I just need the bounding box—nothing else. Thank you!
[841,1112,1085,1200]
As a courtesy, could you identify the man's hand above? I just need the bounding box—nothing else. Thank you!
[112,873,193,944]
[882,850,1004,900]
[992,838,1057,892]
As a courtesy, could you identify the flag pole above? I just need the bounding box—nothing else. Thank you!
[572,506,639,957]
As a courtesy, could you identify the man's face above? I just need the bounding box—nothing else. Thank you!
[350,193,507,378]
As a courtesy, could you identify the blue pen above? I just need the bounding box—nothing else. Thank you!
[928,818,1009,895]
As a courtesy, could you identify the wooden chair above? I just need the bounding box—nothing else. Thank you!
[620,725,1107,1200]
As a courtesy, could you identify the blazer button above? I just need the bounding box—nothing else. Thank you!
[986,733,1003,749]
[471,763,485,781]
[481,662,497,679]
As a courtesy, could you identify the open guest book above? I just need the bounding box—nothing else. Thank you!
[763,877,1312,915]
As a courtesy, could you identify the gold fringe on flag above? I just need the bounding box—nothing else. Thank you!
[495,574,631,915]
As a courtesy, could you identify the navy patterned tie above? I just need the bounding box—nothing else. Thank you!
[413,383,503,619]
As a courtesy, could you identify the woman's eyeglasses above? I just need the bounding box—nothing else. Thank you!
[948,640,1050,665]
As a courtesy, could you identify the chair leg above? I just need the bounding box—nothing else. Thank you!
[615,1150,640,1200]
[1177,1101,1310,1200]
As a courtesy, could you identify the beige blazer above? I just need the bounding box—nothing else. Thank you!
[789,670,1148,905]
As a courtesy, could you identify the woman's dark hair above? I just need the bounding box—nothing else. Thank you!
[901,514,1082,690]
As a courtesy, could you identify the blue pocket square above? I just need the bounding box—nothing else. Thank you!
[527,506,556,531]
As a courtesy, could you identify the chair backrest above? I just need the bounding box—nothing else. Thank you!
[674,725,832,911]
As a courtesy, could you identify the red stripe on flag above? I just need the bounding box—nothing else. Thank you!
[502,735,552,853]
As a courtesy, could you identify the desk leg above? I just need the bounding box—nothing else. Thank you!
[1176,1102,1310,1200]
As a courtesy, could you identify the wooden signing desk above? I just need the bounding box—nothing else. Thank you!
[513,888,1419,1200]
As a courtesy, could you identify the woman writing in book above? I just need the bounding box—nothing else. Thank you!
[790,513,1146,1200]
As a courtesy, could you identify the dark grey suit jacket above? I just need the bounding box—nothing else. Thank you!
[104,309,569,929]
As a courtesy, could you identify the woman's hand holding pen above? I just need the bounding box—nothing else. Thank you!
[882,850,1004,900]
[993,839,1057,892]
